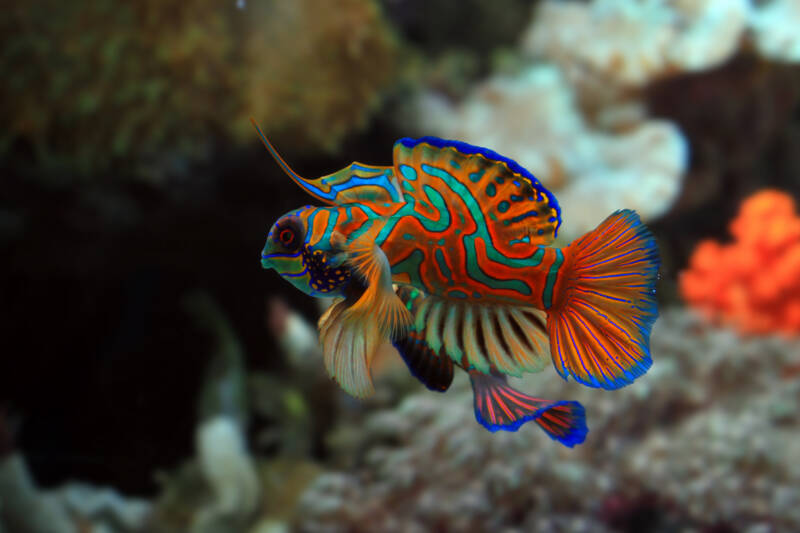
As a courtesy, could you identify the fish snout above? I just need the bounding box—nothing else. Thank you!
[260,250,274,270]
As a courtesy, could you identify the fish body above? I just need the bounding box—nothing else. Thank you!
[255,121,660,447]
[265,201,563,306]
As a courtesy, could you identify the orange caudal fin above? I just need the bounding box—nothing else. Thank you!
[469,372,587,447]
[546,210,660,390]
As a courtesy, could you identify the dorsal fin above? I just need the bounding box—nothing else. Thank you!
[252,119,401,206]
[392,137,561,250]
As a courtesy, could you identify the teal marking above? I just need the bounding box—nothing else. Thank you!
[455,229,461,235]
[348,218,373,242]
[489,212,498,222]
[420,185,450,229]
[437,238,445,245]
[509,235,531,245]
[498,201,510,213]
[421,163,542,295]
[383,203,391,207]
[472,291,482,298]
[420,200,430,210]
[402,181,415,192]
[511,194,523,202]
[458,213,465,225]
[434,249,452,280]
[403,233,415,240]
[496,177,505,184]
[304,208,320,243]
[320,209,339,247]
[448,290,468,299]
[391,249,425,286]
[469,168,485,183]
[375,185,450,245]
[449,159,461,169]
[542,249,564,309]
[399,164,417,181]
[485,183,496,197]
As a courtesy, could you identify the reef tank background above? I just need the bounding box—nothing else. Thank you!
[2,0,800,532]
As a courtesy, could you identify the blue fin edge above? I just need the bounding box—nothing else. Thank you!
[396,136,562,237]
[474,400,588,448]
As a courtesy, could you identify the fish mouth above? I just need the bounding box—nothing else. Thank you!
[260,252,273,270]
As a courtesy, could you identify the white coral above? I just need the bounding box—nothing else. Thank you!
[523,0,751,92]
[413,65,688,238]
[193,416,260,531]
[750,0,800,63]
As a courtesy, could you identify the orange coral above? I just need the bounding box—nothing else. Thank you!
[680,190,800,336]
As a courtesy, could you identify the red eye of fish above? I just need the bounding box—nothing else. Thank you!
[275,218,303,251]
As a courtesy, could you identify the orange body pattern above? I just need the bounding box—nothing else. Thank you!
[255,120,661,446]
[680,189,800,335]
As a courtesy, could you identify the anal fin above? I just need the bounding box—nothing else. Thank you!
[469,372,587,447]
[393,286,454,392]
[409,295,550,377]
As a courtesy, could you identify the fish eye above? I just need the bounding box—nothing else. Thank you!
[275,218,303,251]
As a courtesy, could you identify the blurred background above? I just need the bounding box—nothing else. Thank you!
[1,0,800,532]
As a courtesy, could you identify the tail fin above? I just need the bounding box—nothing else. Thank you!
[546,209,659,390]
[469,372,587,447]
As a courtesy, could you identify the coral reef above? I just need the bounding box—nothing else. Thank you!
[522,0,751,108]
[0,453,151,533]
[193,417,260,533]
[408,65,688,238]
[0,0,240,178]
[294,309,800,531]
[0,455,76,533]
[750,0,800,63]
[241,0,398,153]
[680,189,800,336]
[0,0,399,178]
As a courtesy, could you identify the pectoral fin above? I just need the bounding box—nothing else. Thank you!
[319,298,382,398]
[317,230,411,398]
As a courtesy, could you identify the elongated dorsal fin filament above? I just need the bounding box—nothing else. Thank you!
[250,118,309,189]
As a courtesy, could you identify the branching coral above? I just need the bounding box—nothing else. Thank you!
[680,190,800,335]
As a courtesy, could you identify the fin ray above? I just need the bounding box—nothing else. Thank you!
[252,119,401,206]
[393,286,455,392]
[469,372,587,447]
[546,210,659,390]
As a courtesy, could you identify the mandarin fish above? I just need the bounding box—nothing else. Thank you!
[253,119,659,447]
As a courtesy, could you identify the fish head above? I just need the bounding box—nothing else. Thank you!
[261,207,350,297]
